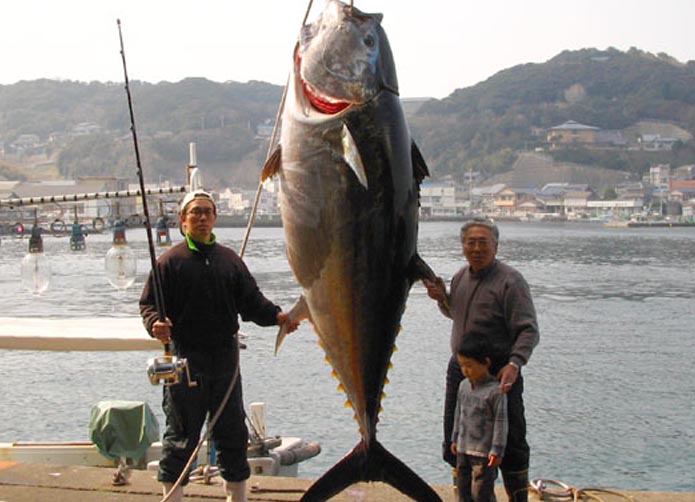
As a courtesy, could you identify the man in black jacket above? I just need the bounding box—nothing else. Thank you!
[140,190,298,502]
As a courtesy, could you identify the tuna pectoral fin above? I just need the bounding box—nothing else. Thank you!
[261,145,282,181]
[301,440,442,502]
[275,295,310,355]
[410,254,451,313]
[410,253,437,283]
[341,124,368,189]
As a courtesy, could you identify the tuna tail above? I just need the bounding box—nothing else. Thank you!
[300,439,442,502]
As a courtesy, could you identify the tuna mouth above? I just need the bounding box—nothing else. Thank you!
[301,79,351,114]
[297,52,351,115]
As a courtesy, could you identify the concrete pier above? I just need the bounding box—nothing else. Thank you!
[0,461,691,501]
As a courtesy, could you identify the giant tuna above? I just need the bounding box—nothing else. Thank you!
[262,1,442,500]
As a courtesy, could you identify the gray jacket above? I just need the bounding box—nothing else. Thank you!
[444,259,539,368]
[452,374,508,458]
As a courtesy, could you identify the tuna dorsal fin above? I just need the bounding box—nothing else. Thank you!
[341,123,369,189]
[261,145,282,182]
[411,141,430,184]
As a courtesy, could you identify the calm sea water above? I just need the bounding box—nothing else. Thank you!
[1,221,693,492]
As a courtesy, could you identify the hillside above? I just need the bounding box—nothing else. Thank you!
[409,47,695,181]
[1,47,694,190]
[0,78,283,187]
[487,152,635,191]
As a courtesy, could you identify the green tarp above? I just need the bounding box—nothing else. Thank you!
[88,400,159,462]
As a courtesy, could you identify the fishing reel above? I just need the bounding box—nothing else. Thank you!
[146,354,197,387]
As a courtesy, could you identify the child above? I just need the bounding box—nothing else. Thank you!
[451,336,508,502]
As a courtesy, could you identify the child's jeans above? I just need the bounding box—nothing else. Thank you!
[456,453,498,502]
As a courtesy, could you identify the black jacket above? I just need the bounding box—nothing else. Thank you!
[140,239,280,350]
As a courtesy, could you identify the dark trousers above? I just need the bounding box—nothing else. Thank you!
[456,454,498,502]
[158,342,250,484]
[445,356,530,500]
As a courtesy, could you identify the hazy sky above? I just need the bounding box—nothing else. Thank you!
[2,0,694,98]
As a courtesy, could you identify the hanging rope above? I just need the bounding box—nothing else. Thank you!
[155,2,318,501]
[239,0,315,259]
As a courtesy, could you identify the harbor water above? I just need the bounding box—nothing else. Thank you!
[1,221,693,492]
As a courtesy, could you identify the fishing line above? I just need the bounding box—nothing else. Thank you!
[118,22,190,502]
[119,2,316,498]
[117,19,167,332]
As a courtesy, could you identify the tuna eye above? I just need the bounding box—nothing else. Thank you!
[363,34,375,48]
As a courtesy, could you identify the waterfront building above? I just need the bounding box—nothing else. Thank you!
[419,182,469,218]
[494,186,536,216]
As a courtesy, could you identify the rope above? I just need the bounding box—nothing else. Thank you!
[238,0,314,259]
[160,344,241,502]
[530,478,634,502]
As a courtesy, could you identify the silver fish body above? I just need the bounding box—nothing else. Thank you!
[265,2,440,500]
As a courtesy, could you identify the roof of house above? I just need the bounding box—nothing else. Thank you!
[640,134,679,142]
[473,184,506,196]
[539,183,591,196]
[499,186,537,195]
[549,120,600,131]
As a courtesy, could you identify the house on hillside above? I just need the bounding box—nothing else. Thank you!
[9,134,45,157]
[71,122,102,136]
[547,120,600,147]
[639,134,679,151]
[595,129,627,148]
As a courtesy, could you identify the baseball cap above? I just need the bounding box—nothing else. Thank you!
[180,190,216,213]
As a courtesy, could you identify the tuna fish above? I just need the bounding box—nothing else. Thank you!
[262,1,441,500]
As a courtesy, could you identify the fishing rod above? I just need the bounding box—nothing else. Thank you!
[117,20,190,386]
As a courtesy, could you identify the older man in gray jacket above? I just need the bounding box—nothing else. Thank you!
[424,218,539,502]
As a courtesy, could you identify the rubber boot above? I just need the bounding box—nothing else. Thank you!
[224,480,248,502]
[502,469,529,502]
[162,482,184,502]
